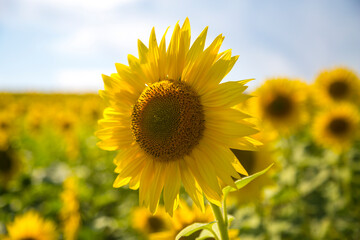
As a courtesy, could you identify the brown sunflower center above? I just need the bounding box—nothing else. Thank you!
[0,150,13,173]
[328,80,349,99]
[328,117,350,136]
[147,216,165,232]
[62,121,72,132]
[20,238,37,240]
[266,94,293,118]
[131,80,205,161]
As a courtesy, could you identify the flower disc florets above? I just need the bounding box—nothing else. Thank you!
[265,94,293,118]
[328,80,349,100]
[327,117,350,137]
[131,80,205,161]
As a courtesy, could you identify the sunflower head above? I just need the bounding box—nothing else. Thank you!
[314,67,360,105]
[6,210,58,240]
[147,201,214,240]
[81,95,104,123]
[131,206,172,235]
[25,105,46,135]
[312,104,359,152]
[53,111,78,135]
[172,201,214,231]
[96,18,258,214]
[251,78,308,134]
[130,80,205,161]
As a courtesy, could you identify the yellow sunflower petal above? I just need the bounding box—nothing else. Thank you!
[148,161,166,213]
[185,34,225,91]
[139,160,155,207]
[163,161,181,216]
[201,50,239,92]
[201,80,251,108]
[166,22,181,80]
[185,153,222,205]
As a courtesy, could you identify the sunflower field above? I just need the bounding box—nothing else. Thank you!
[1,18,360,240]
[0,66,359,240]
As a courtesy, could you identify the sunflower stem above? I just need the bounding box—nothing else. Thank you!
[210,202,229,240]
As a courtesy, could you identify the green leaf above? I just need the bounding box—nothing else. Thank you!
[175,222,217,240]
[196,229,216,240]
[223,163,274,194]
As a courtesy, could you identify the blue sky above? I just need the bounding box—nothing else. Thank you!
[0,0,359,92]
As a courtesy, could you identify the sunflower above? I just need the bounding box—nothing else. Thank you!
[312,104,359,152]
[314,67,360,105]
[173,200,214,231]
[96,18,258,214]
[25,104,47,135]
[251,78,308,134]
[0,146,21,187]
[149,201,239,240]
[132,206,172,237]
[81,95,104,124]
[53,111,78,135]
[149,201,214,240]
[53,111,80,159]
[6,210,58,240]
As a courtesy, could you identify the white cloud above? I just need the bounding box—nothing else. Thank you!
[55,68,113,92]
[51,21,165,57]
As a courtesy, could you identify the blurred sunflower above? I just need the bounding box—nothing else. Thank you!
[314,67,360,105]
[148,201,213,240]
[81,95,104,123]
[312,104,359,152]
[6,210,58,240]
[60,177,81,240]
[251,78,308,134]
[53,111,80,159]
[149,201,239,240]
[25,104,47,135]
[96,18,259,214]
[0,146,20,187]
[53,111,78,135]
[172,200,214,231]
[132,206,172,237]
